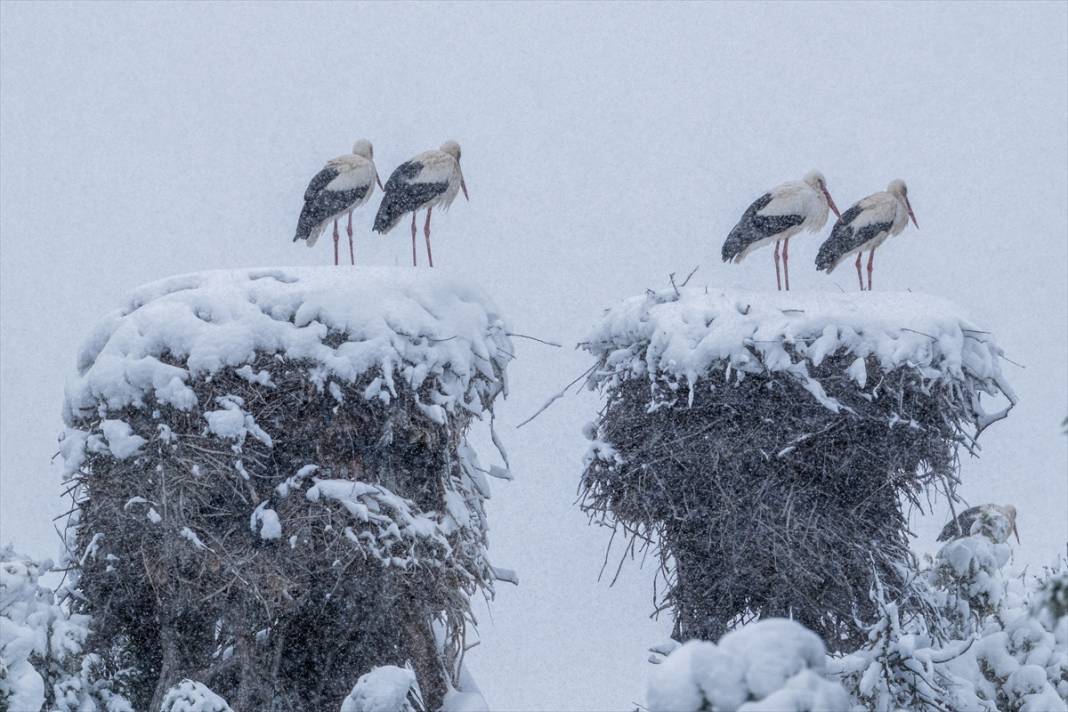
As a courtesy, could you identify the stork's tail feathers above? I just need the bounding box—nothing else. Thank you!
[293,215,323,247]
[815,230,849,273]
[814,247,837,273]
[373,196,406,235]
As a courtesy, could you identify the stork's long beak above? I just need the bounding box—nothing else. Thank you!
[1013,523,1020,544]
[906,198,919,229]
[460,172,469,201]
[376,172,384,191]
[824,188,841,219]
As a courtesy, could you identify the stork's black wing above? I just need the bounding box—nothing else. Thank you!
[721,193,805,262]
[303,166,340,203]
[293,180,369,243]
[815,205,892,272]
[372,161,450,234]
[937,506,982,542]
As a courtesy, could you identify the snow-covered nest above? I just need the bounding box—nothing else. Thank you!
[580,286,1016,650]
[584,287,1015,428]
[65,267,511,426]
[58,267,513,711]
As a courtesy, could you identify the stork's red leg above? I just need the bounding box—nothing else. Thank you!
[855,252,863,290]
[332,220,340,266]
[411,212,418,267]
[347,211,355,265]
[866,248,876,291]
[424,206,434,268]
[773,240,782,291]
[782,237,791,291]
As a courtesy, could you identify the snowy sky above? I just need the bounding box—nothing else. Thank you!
[2,2,1066,710]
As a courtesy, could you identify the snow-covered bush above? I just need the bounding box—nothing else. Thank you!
[160,680,232,712]
[580,285,1015,648]
[646,618,850,711]
[340,666,418,712]
[59,268,513,711]
[831,532,1068,711]
[0,545,132,712]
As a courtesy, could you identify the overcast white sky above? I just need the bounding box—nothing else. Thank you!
[2,2,1066,710]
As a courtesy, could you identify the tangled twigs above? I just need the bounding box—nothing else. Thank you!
[581,353,986,651]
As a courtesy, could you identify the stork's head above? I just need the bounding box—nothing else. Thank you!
[440,140,468,201]
[352,139,374,160]
[440,140,462,161]
[804,170,840,219]
[888,179,919,229]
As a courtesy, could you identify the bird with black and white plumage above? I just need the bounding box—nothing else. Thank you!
[815,179,918,291]
[722,171,841,291]
[938,503,1020,544]
[373,141,468,268]
[293,139,383,265]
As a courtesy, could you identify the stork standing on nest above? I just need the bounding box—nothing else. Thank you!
[721,171,841,291]
[373,141,468,267]
[815,179,918,291]
[293,139,383,265]
[938,503,1020,544]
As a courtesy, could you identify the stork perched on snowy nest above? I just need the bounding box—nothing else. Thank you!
[373,141,468,267]
[722,171,840,291]
[293,139,383,265]
[938,503,1020,544]
[815,180,918,291]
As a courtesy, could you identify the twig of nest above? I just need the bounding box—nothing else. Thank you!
[64,348,505,711]
[581,351,987,652]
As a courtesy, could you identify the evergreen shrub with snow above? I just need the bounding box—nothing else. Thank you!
[0,546,133,712]
[56,268,513,711]
[646,618,851,712]
[831,516,1068,711]
[581,285,1016,649]
[647,519,1068,711]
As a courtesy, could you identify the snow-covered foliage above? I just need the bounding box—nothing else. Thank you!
[0,546,132,712]
[581,284,1016,649]
[160,680,232,712]
[584,287,1015,426]
[340,666,417,712]
[831,528,1068,711]
[646,619,850,711]
[58,268,513,711]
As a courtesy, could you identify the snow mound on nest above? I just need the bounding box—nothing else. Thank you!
[64,267,512,423]
[585,287,1015,423]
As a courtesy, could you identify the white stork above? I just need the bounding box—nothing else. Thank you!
[937,503,1019,544]
[722,171,841,291]
[293,139,383,265]
[815,179,918,290]
[373,141,468,267]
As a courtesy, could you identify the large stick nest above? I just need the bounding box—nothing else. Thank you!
[581,344,994,652]
[63,345,506,711]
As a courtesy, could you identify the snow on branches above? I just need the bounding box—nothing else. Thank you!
[831,530,1068,711]
[646,619,850,712]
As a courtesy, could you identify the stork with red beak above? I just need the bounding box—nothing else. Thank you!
[373,141,468,267]
[815,179,919,290]
[722,171,841,291]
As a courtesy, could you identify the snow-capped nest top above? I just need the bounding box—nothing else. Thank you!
[584,287,1016,424]
[64,267,512,423]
